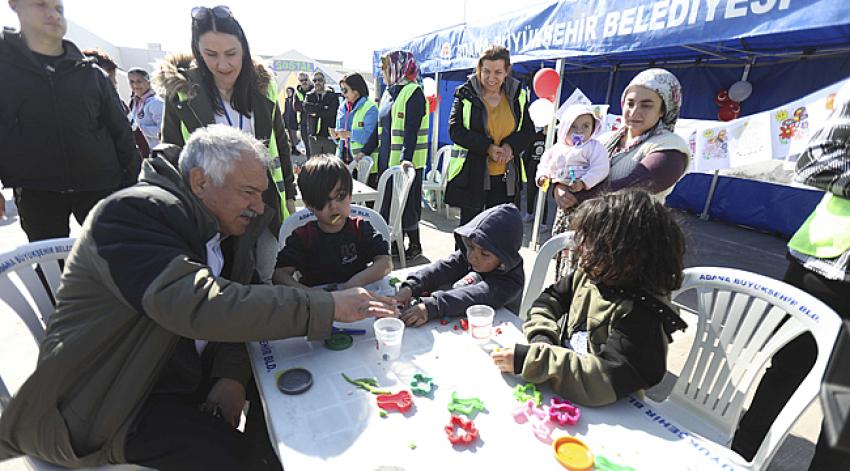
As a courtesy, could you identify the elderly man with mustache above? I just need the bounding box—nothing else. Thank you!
[0,124,398,470]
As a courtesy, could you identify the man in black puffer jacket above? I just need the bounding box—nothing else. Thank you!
[0,0,140,241]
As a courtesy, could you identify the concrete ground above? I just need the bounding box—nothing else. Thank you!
[0,189,819,470]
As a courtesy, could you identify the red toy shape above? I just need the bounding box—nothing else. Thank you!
[549,397,581,426]
[445,415,479,445]
[376,390,413,413]
[459,318,469,331]
[533,68,561,101]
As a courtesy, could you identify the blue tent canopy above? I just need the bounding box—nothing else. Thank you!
[374,0,850,120]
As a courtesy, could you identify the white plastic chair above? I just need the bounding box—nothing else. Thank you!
[519,232,573,318]
[0,238,145,470]
[648,267,842,470]
[422,145,451,216]
[346,156,373,184]
[278,205,390,250]
[374,165,416,269]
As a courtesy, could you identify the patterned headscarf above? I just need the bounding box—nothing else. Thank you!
[381,50,419,86]
[605,68,683,155]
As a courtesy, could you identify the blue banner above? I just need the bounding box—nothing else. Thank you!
[374,0,850,76]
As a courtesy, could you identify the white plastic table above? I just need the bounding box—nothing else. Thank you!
[248,277,745,471]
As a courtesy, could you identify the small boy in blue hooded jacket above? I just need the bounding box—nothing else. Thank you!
[396,204,524,326]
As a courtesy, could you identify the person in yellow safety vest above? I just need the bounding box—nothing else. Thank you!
[375,50,430,260]
[445,45,534,226]
[153,10,297,229]
[334,72,378,181]
[732,80,850,470]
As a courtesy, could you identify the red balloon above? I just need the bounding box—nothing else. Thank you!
[533,68,561,101]
[427,95,438,114]
[715,90,730,106]
[717,105,739,122]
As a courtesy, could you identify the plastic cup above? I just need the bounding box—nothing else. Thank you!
[374,317,405,361]
[466,305,495,342]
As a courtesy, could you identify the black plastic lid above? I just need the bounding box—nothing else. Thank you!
[277,368,313,395]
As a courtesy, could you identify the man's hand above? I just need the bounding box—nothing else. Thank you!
[0,192,5,219]
[286,199,297,217]
[394,286,413,307]
[400,160,414,171]
[536,176,549,188]
[400,303,428,327]
[354,152,365,162]
[203,377,246,428]
[491,347,516,374]
[553,183,579,210]
[331,288,399,322]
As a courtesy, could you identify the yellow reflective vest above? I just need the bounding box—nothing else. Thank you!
[377,82,429,173]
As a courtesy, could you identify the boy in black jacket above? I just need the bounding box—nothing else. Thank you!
[396,204,524,326]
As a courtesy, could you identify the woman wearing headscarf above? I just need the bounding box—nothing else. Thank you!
[444,45,534,226]
[153,5,296,221]
[551,68,690,215]
[372,50,429,261]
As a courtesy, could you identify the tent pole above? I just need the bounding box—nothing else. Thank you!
[531,59,565,250]
[430,72,442,213]
[699,58,753,220]
[604,65,617,105]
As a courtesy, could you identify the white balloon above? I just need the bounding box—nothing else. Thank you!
[528,98,555,128]
[422,77,437,97]
[728,80,753,102]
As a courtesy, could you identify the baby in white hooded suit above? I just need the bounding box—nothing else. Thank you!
[536,104,609,193]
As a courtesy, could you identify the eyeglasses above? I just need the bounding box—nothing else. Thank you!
[314,78,325,83]
[191,5,232,21]
[299,79,309,83]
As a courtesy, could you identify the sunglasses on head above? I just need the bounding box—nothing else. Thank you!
[191,5,232,21]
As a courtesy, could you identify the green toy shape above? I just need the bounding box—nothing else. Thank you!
[513,383,542,406]
[409,373,435,396]
[447,391,485,417]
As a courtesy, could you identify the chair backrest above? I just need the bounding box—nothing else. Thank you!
[520,232,573,318]
[0,238,75,409]
[346,156,373,184]
[374,165,416,238]
[668,267,842,468]
[278,205,390,250]
[425,145,452,187]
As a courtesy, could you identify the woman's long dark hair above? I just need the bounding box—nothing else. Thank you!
[191,12,257,116]
[569,189,686,295]
[340,73,370,102]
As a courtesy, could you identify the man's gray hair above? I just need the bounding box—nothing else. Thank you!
[178,124,270,186]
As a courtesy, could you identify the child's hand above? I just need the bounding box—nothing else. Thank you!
[491,347,516,374]
[394,286,413,307]
[400,303,428,327]
[567,180,585,193]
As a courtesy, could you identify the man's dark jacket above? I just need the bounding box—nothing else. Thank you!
[0,30,140,191]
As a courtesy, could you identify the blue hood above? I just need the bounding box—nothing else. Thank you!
[454,204,523,272]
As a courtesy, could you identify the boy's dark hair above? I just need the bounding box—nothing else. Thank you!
[298,155,353,210]
[340,72,370,100]
[569,189,685,294]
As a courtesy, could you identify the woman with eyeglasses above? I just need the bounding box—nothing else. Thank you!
[127,67,164,156]
[153,5,296,220]
[375,50,429,260]
[334,73,377,179]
